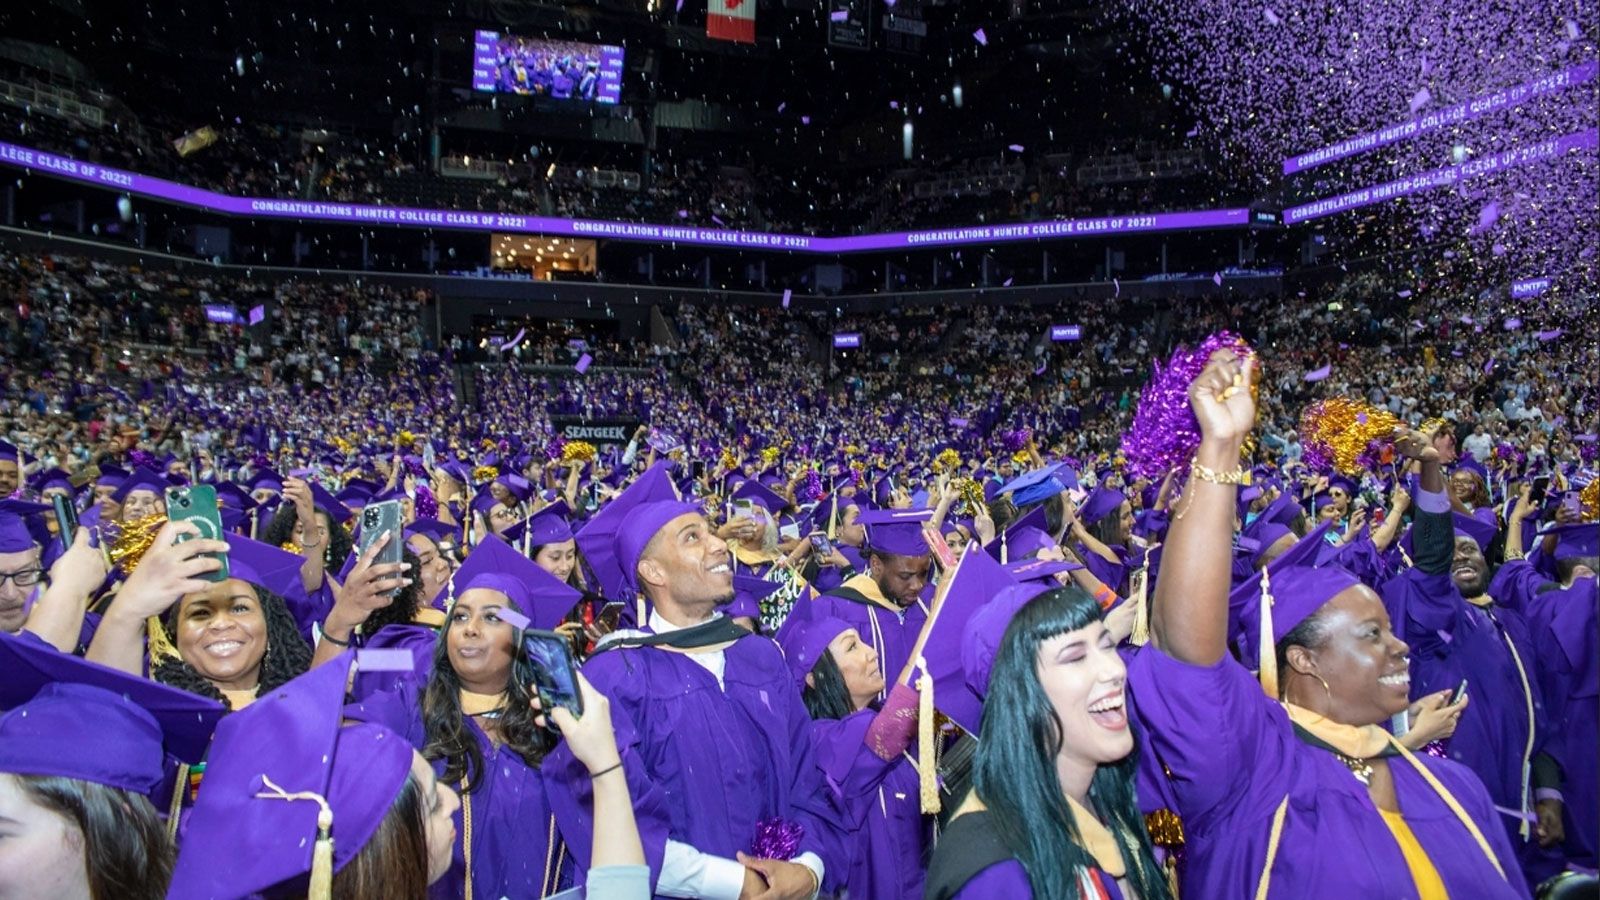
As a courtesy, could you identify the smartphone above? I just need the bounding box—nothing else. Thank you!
[166,485,229,582]
[1562,493,1582,517]
[731,498,758,521]
[595,602,625,635]
[1529,476,1550,506]
[808,531,834,558]
[358,500,405,586]
[1450,678,1468,705]
[692,460,706,480]
[922,527,957,570]
[522,628,584,723]
[51,494,77,545]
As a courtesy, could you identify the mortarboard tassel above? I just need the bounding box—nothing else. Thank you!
[147,615,182,664]
[1258,567,1278,699]
[916,656,939,814]
[1129,560,1153,647]
[825,494,838,541]
[254,775,335,900]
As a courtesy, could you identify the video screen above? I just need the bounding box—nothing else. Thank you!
[472,30,623,104]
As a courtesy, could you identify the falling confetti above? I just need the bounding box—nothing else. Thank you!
[973,28,988,46]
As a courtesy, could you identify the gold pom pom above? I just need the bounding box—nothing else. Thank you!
[1299,398,1403,476]
[396,430,417,448]
[562,441,597,463]
[1580,478,1599,522]
[932,449,961,473]
[843,444,862,458]
[472,465,498,483]
[760,447,781,468]
[108,514,170,574]
[952,477,986,513]
[719,448,740,471]
[1011,449,1031,465]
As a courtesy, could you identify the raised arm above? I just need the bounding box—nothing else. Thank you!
[1149,351,1256,666]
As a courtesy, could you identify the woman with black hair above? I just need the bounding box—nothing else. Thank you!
[927,586,1172,900]
[342,536,671,900]
[777,613,927,899]
[1072,487,1137,596]
[85,520,313,711]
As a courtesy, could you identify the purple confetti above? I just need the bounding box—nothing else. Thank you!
[950,417,970,428]
[830,9,848,21]
[889,101,899,110]
[1396,289,1413,298]
[973,28,988,45]
[1536,328,1563,341]
[1304,364,1332,381]
[1113,277,1121,296]
[1212,272,1224,286]
[497,608,531,631]
[800,115,811,125]
[575,353,593,374]
[1264,7,1282,25]
[1503,317,1522,330]
[1002,277,1014,286]
[782,288,792,308]
[1008,144,1025,152]
[676,209,689,219]
[776,101,786,113]
[1409,87,1432,113]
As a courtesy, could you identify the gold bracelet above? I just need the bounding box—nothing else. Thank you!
[1190,460,1252,486]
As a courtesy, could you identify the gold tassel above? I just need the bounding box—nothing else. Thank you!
[916,657,939,814]
[825,494,838,541]
[1129,564,1152,648]
[147,616,182,663]
[166,763,190,843]
[254,774,335,899]
[999,530,1008,565]
[1258,567,1277,699]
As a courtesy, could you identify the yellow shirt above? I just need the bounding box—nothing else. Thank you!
[1378,808,1449,900]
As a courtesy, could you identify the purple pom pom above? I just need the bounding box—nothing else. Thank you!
[751,817,805,861]
[414,484,438,521]
[1121,332,1254,482]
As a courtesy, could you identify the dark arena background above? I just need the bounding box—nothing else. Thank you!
[0,0,1595,897]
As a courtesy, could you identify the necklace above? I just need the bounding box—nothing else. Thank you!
[1333,752,1374,785]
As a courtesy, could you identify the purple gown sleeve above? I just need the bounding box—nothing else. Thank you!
[783,676,852,876]
[1486,558,1546,616]
[953,860,1033,899]
[1126,647,1295,833]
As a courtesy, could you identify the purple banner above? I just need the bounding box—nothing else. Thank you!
[1050,324,1082,342]
[1284,128,1598,224]
[0,140,1250,253]
[1283,62,1598,175]
[833,332,862,349]
[203,304,238,324]
[1511,278,1551,299]
[247,304,265,325]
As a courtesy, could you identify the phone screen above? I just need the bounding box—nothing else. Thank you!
[1529,476,1551,506]
[921,527,956,570]
[522,629,584,723]
[808,532,833,558]
[51,494,77,545]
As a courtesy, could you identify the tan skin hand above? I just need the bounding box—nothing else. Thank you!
[1399,690,1469,748]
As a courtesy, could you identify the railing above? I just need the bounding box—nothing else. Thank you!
[0,78,104,127]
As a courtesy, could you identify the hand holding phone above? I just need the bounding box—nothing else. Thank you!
[166,485,230,582]
[358,500,405,592]
[523,629,584,726]
[51,494,77,545]
[807,531,834,559]
[1529,475,1551,506]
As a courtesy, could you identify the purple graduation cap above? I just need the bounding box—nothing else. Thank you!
[95,464,129,491]
[1229,520,1364,698]
[1002,557,1083,585]
[576,463,693,603]
[246,468,285,496]
[306,481,353,525]
[1535,523,1599,560]
[0,632,226,786]
[111,466,170,504]
[773,593,851,689]
[29,467,76,497]
[982,505,1050,564]
[502,501,575,551]
[1451,511,1499,553]
[857,507,934,559]
[917,548,1045,735]
[1079,486,1127,525]
[335,485,376,509]
[225,533,314,602]
[447,534,582,630]
[997,462,1079,508]
[0,505,43,553]
[167,654,415,900]
[494,473,534,504]
[0,440,17,464]
[732,479,789,516]
[1327,474,1359,497]
[404,517,458,544]
[1454,458,1489,483]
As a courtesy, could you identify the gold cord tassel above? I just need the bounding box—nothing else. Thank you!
[255,775,336,900]
[147,616,182,663]
[916,657,939,814]
[1129,563,1153,647]
[1257,567,1278,699]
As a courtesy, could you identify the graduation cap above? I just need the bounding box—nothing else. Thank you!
[246,468,285,495]
[732,479,789,516]
[226,534,313,603]
[773,591,850,689]
[404,518,458,545]
[997,462,1078,508]
[213,482,257,512]
[0,440,18,464]
[576,464,692,603]
[29,468,76,497]
[112,466,170,503]
[95,464,129,490]
[494,473,534,504]
[983,506,1050,564]
[502,502,575,551]
[448,534,582,630]
[335,486,375,509]
[0,632,226,788]
[1003,557,1082,585]
[1452,512,1499,553]
[1535,523,1599,561]
[917,547,1045,736]
[1230,520,1364,698]
[857,507,934,559]
[0,503,44,553]
[167,654,415,900]
[1327,474,1359,496]
[1080,487,1126,525]
[1454,458,1489,482]
[725,573,784,622]
[307,481,353,525]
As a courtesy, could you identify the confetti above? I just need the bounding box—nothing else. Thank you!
[973,28,988,45]
[575,354,593,374]
[782,289,792,308]
[1304,364,1332,381]
[1007,144,1025,152]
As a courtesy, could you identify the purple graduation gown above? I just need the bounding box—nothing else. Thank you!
[810,576,927,694]
[1493,563,1598,868]
[1078,543,1131,597]
[954,861,1126,900]
[810,709,927,899]
[1128,647,1527,899]
[580,631,844,891]
[1381,566,1556,879]
[810,546,866,594]
[343,678,670,898]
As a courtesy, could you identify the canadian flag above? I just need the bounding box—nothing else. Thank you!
[708,0,756,43]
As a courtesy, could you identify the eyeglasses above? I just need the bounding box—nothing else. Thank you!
[0,569,45,588]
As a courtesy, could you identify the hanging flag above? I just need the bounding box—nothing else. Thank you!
[709,0,756,43]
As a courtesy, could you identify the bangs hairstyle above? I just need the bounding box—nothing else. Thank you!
[973,587,1171,900]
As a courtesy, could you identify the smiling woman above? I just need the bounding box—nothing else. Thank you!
[151,578,313,710]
